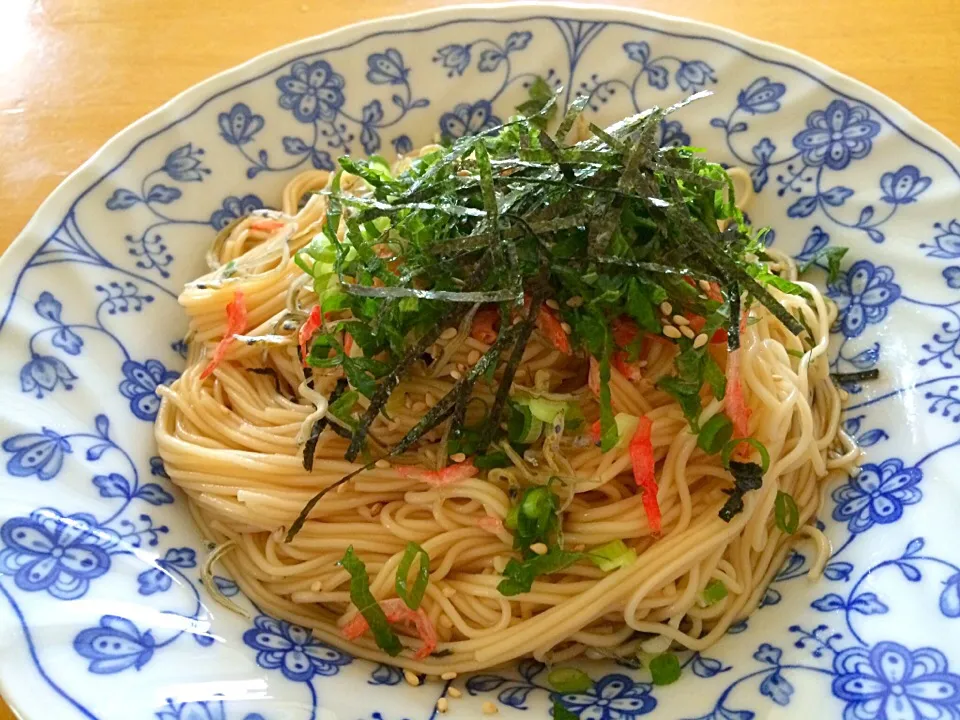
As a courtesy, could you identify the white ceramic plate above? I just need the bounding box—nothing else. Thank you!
[2,4,959,719]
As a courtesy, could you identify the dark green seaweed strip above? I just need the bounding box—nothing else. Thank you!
[831,369,880,384]
[303,378,349,471]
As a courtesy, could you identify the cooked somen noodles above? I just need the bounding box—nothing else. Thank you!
[156,87,859,674]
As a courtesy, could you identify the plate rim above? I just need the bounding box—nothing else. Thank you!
[2,3,960,718]
[5,1,958,278]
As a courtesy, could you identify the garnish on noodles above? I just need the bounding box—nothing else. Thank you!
[156,84,870,674]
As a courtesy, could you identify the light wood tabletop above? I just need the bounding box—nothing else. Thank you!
[0,0,957,717]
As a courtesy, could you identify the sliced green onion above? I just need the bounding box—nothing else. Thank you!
[697,414,733,455]
[338,546,402,656]
[650,653,682,686]
[721,437,770,473]
[587,539,637,572]
[548,667,592,693]
[395,542,430,610]
[504,504,520,530]
[700,578,728,606]
[526,397,568,423]
[553,700,580,720]
[508,404,544,444]
[774,491,800,534]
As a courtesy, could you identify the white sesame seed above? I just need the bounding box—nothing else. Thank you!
[672,315,690,326]
[448,687,462,698]
[370,502,383,516]
[467,350,481,364]
[404,669,421,687]
[310,580,323,592]
[437,698,449,713]
[412,401,427,413]
[404,396,413,409]
[663,325,682,339]
[699,279,713,292]
[693,333,709,349]
[375,459,391,469]
[566,296,584,308]
[425,392,437,407]
[456,362,467,372]
[660,301,673,315]
[442,586,457,598]
[546,299,561,310]
[529,543,549,555]
[450,453,467,463]
[440,327,458,340]
[441,671,458,681]
[680,325,695,339]
[560,322,572,334]
[482,701,499,715]
[449,370,463,381]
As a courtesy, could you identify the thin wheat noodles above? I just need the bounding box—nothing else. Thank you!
[156,163,855,673]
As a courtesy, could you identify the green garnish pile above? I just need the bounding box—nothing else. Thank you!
[288,82,815,539]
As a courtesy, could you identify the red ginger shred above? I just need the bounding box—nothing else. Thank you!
[629,416,661,534]
[396,461,479,487]
[298,305,322,366]
[200,292,247,380]
[341,597,438,660]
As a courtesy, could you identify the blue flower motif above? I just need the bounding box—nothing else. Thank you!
[366,48,409,85]
[119,359,179,421]
[210,194,265,230]
[434,43,471,76]
[439,100,502,139]
[162,144,209,182]
[833,642,960,720]
[944,267,960,289]
[922,220,960,260]
[623,41,651,64]
[832,458,922,534]
[392,134,413,155]
[941,573,960,618]
[750,138,777,192]
[217,103,265,146]
[880,165,932,205]
[20,354,77,397]
[360,99,384,155]
[0,508,117,599]
[828,260,901,338]
[2,428,71,480]
[156,698,266,720]
[276,60,345,123]
[243,615,352,682]
[736,77,786,114]
[792,100,881,171]
[137,547,197,596]
[555,674,656,719]
[34,292,83,354]
[660,120,690,148]
[676,60,716,92]
[74,615,155,673]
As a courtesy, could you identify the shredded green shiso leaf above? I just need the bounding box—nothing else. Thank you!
[287,85,818,539]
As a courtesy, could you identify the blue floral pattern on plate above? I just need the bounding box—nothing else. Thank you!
[0,7,959,720]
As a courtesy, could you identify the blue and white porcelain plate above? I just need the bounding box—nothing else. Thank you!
[2,4,959,719]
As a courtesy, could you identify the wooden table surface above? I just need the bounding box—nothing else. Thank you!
[0,0,957,717]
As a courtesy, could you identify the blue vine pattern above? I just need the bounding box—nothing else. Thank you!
[220,48,429,179]
[0,13,958,720]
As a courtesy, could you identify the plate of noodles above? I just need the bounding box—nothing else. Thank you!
[2,3,960,719]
